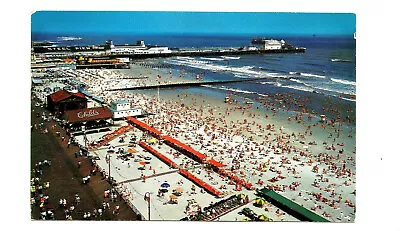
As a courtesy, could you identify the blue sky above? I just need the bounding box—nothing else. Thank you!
[32,11,355,36]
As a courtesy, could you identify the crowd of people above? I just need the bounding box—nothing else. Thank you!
[32,62,356,222]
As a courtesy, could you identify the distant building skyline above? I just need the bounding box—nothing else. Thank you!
[32,11,356,36]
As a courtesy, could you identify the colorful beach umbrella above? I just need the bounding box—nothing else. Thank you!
[161,182,170,188]
[241,217,251,222]
[149,138,157,143]
[258,214,269,221]
[254,197,266,207]
[175,187,183,193]
[169,194,178,199]
[139,161,146,166]
[126,149,135,153]
[237,193,246,199]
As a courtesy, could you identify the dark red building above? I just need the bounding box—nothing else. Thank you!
[64,107,113,134]
[47,89,87,115]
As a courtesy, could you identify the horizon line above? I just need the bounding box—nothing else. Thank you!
[31,31,355,37]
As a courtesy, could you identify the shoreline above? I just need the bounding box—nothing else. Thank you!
[31,57,356,222]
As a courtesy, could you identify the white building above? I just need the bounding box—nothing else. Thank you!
[109,100,143,119]
[247,46,259,51]
[263,39,283,50]
[107,40,172,55]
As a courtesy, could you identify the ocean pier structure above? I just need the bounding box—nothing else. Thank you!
[32,39,306,60]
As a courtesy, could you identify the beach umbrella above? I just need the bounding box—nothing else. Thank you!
[161,182,170,188]
[149,138,157,144]
[258,214,269,221]
[175,187,183,193]
[139,161,146,166]
[254,197,266,207]
[241,217,251,222]
[126,149,135,153]
[169,194,178,199]
[237,193,246,200]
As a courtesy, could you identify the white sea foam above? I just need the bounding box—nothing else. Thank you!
[221,56,241,60]
[331,59,351,62]
[257,93,269,97]
[202,85,257,94]
[341,97,356,102]
[300,73,326,79]
[330,78,356,86]
[167,58,277,79]
[288,78,356,96]
[289,78,315,88]
[267,73,289,78]
[280,85,315,93]
[312,86,356,96]
[289,78,303,84]
[200,57,225,61]
[259,81,283,87]
[233,74,250,78]
[175,56,195,60]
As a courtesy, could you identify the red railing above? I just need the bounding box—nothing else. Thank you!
[162,135,206,163]
[179,169,223,198]
[218,168,254,190]
[139,141,178,169]
[127,117,254,192]
[126,116,162,137]
[90,125,133,149]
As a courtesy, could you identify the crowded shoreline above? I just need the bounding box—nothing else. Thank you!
[31,59,356,222]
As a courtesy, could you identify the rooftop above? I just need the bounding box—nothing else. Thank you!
[48,89,86,103]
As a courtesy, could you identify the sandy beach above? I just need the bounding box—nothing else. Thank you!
[32,60,356,222]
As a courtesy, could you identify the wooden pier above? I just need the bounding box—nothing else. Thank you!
[105,77,275,91]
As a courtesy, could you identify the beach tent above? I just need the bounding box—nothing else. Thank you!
[254,197,266,207]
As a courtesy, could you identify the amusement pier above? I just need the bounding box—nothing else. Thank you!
[32,38,306,69]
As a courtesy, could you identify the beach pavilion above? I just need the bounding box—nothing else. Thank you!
[47,89,87,115]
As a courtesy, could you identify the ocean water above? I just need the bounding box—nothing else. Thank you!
[32,33,356,126]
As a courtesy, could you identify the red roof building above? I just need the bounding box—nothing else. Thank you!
[47,89,87,114]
